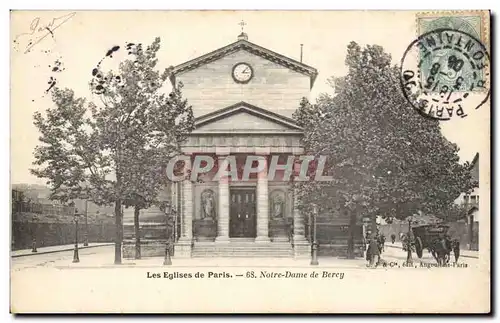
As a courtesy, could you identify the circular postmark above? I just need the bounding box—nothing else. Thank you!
[400,28,490,121]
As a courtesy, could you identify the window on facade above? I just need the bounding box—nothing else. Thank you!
[463,195,469,204]
[470,195,477,203]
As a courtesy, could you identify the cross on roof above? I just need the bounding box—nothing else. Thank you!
[239,20,247,32]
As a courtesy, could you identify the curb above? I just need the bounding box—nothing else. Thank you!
[11,243,114,258]
[385,244,479,259]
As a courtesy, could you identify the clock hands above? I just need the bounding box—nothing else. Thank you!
[233,64,252,83]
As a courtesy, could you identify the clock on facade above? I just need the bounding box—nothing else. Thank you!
[232,63,254,84]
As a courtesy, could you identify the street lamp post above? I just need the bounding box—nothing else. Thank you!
[172,208,177,257]
[310,204,319,266]
[73,209,80,263]
[406,215,413,265]
[31,215,38,253]
[164,202,172,266]
[84,199,89,247]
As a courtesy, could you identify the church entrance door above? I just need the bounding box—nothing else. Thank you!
[229,188,256,238]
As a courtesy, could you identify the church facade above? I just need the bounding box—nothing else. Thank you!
[123,31,338,258]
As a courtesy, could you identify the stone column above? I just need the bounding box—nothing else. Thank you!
[181,179,193,239]
[179,181,184,234]
[215,154,230,242]
[175,156,193,258]
[292,157,309,258]
[255,150,270,242]
[293,187,306,242]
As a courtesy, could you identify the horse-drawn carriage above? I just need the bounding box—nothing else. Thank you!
[411,223,460,264]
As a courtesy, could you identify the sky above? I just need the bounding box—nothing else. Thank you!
[10,10,490,185]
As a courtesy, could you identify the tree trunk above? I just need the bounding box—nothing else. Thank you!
[347,209,356,259]
[134,205,141,259]
[114,200,122,265]
[370,213,377,237]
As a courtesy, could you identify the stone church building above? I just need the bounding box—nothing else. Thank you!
[123,31,356,259]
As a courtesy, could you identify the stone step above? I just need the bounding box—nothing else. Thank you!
[193,244,292,247]
[193,249,292,253]
[192,250,294,256]
[192,249,293,254]
[192,249,293,253]
[194,243,292,247]
[192,241,293,258]
[193,250,292,253]
[192,254,293,258]
[229,238,256,242]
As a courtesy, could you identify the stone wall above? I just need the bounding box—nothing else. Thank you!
[11,221,115,250]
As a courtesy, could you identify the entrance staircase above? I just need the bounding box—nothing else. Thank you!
[191,238,294,258]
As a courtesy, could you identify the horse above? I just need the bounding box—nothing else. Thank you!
[429,237,453,266]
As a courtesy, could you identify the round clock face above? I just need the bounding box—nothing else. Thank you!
[232,63,253,83]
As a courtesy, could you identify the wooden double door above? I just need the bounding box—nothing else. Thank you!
[229,188,256,238]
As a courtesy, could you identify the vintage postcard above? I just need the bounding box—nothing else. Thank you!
[10,10,490,313]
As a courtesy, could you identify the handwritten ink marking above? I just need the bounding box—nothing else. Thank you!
[46,27,54,38]
[14,12,76,54]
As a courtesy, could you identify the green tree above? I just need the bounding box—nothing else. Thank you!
[32,37,194,264]
[293,42,475,261]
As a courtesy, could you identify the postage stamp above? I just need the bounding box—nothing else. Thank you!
[415,11,490,96]
[416,11,490,46]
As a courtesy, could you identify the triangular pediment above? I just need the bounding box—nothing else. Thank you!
[192,102,303,134]
[171,39,318,88]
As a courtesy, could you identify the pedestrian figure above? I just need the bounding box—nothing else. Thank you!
[452,239,460,263]
[366,236,380,268]
[444,234,453,264]
[377,234,385,253]
[391,233,396,244]
[365,242,371,266]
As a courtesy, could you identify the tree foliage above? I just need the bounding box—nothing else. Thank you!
[293,42,476,224]
[32,37,194,263]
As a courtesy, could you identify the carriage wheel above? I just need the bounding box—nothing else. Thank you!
[415,237,423,259]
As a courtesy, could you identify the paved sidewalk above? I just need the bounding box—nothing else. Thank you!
[385,242,479,259]
[11,242,113,258]
[56,255,368,269]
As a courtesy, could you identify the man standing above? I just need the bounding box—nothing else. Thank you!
[452,239,460,263]
[367,235,380,268]
[378,234,386,253]
[391,233,396,244]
